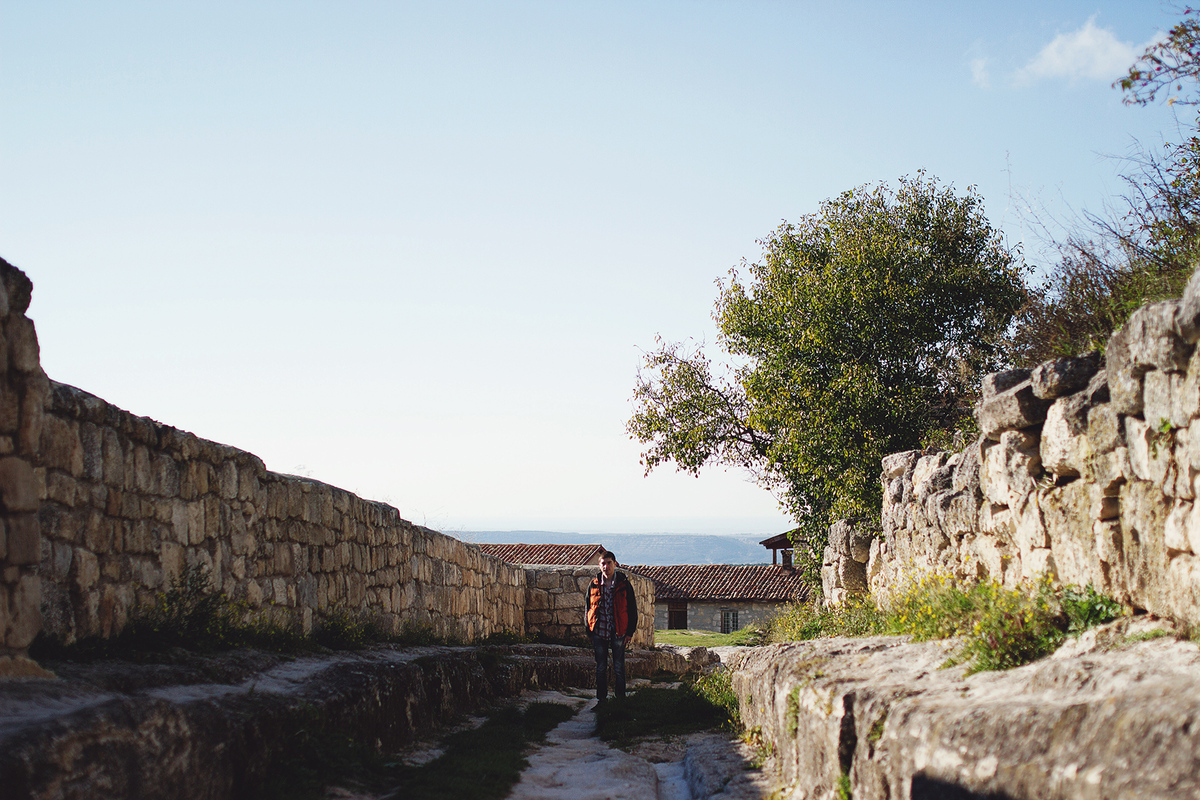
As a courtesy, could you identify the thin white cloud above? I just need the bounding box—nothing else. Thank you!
[970,56,990,88]
[1016,16,1151,85]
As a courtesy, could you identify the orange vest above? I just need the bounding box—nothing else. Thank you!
[586,572,637,638]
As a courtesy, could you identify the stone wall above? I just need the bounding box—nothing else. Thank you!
[0,261,49,663]
[0,257,663,656]
[732,626,1200,800]
[37,380,527,644]
[867,268,1200,626]
[524,566,655,646]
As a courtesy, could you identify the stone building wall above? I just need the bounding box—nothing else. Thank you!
[523,566,655,646]
[654,599,784,633]
[865,269,1200,626]
[0,261,49,662]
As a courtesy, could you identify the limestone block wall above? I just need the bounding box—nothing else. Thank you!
[821,518,876,606]
[867,268,1200,626]
[523,566,655,646]
[37,380,527,644]
[0,261,49,660]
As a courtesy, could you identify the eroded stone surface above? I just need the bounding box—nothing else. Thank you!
[731,630,1200,800]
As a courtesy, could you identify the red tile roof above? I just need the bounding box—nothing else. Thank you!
[479,543,606,566]
[626,564,810,602]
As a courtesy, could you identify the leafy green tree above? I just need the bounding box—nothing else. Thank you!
[629,174,1026,582]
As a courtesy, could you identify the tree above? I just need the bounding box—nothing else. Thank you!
[1116,7,1200,107]
[629,174,1026,583]
[1008,7,1200,365]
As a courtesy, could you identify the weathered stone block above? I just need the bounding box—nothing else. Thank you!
[981,368,1031,399]
[1144,369,1186,431]
[881,450,919,480]
[1125,417,1173,485]
[1166,500,1192,553]
[1031,352,1101,399]
[6,574,42,649]
[981,430,1041,507]
[1107,300,1191,415]
[5,316,39,373]
[6,514,39,565]
[39,414,83,475]
[977,379,1051,439]
[1176,264,1200,342]
[0,456,38,512]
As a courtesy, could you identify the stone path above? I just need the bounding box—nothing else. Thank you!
[502,684,774,800]
[506,694,680,800]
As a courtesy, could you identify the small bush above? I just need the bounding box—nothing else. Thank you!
[313,608,385,650]
[765,573,1124,674]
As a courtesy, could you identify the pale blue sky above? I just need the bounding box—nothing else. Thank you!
[0,2,1184,535]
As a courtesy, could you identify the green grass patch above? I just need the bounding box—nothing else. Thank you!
[765,575,1124,674]
[654,625,766,647]
[258,700,575,800]
[1126,628,1173,644]
[595,677,738,749]
[384,702,575,800]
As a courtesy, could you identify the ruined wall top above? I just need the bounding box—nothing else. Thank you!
[866,268,1200,625]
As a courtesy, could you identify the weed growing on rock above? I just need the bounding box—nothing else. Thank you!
[765,596,888,642]
[692,666,741,728]
[836,771,853,800]
[785,687,802,737]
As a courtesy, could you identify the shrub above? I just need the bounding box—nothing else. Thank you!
[765,573,1124,674]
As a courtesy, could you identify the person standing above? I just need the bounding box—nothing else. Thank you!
[586,550,638,707]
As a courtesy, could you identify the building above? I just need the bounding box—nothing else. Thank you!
[477,543,606,566]
[626,564,810,633]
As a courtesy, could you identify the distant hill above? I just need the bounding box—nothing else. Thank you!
[456,530,774,566]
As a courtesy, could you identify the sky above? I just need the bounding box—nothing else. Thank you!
[0,2,1187,537]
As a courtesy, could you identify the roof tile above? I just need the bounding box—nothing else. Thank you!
[625,564,809,602]
[479,543,606,566]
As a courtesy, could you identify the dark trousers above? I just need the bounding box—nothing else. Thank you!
[591,634,626,701]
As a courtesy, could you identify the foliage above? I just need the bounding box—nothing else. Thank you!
[654,625,765,647]
[1116,7,1200,107]
[1009,6,1200,364]
[765,595,889,642]
[765,574,1124,674]
[692,666,741,728]
[1007,132,1200,364]
[595,677,738,748]
[630,173,1025,583]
